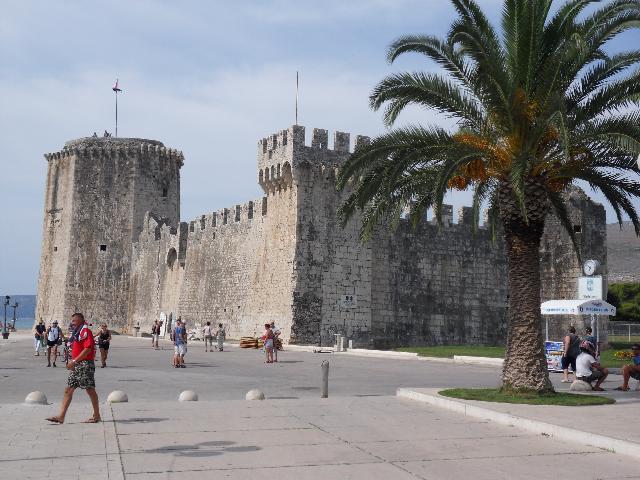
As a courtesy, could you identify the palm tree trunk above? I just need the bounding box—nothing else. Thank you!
[499,179,554,393]
[501,230,554,392]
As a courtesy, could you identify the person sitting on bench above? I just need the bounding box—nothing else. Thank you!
[575,340,608,391]
[615,343,640,391]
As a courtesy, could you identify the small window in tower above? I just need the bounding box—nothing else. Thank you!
[53,246,58,252]
[573,225,582,233]
[99,244,107,252]
[162,188,168,197]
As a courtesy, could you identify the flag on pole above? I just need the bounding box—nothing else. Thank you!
[112,79,122,92]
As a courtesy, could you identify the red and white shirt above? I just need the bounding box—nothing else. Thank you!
[71,324,95,361]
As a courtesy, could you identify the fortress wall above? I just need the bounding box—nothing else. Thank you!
[176,201,267,337]
[540,188,608,342]
[38,126,609,347]
[277,128,374,345]
[176,187,298,339]
[370,218,508,349]
[292,160,374,346]
[36,152,77,324]
[128,214,185,331]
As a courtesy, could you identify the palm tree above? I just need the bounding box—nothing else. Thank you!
[337,0,640,393]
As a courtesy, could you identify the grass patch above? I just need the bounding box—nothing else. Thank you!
[599,341,637,368]
[395,343,637,369]
[440,388,615,406]
[395,345,505,358]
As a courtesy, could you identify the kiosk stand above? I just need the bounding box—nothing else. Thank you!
[540,299,616,370]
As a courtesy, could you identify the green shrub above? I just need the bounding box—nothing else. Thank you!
[607,283,640,322]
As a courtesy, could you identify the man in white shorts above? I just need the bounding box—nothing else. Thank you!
[172,319,188,368]
[202,322,213,352]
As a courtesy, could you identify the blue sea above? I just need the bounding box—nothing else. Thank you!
[4,317,36,331]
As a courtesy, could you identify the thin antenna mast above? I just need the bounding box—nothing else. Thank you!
[295,71,299,125]
[112,78,122,137]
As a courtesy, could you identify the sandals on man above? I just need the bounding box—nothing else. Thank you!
[83,417,101,423]
[46,417,64,424]
[592,386,605,391]
[614,386,630,391]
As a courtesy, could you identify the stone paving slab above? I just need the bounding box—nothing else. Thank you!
[397,453,640,480]
[3,396,640,479]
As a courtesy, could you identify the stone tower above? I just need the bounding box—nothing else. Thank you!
[35,137,183,331]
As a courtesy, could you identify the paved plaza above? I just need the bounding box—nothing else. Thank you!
[1,333,639,479]
[0,334,502,404]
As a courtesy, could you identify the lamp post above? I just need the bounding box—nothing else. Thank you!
[2,296,9,339]
[10,302,18,331]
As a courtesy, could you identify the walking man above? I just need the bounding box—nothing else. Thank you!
[270,321,281,362]
[151,320,161,350]
[202,322,213,352]
[46,321,63,367]
[34,320,46,356]
[46,313,101,424]
[172,319,187,368]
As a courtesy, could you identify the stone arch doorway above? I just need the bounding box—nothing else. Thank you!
[166,248,177,269]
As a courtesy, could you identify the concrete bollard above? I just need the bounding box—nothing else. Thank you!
[25,391,48,405]
[107,390,128,403]
[569,380,592,392]
[246,389,265,400]
[179,390,198,402]
[321,360,329,398]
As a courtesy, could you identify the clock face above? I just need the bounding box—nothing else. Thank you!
[583,260,599,276]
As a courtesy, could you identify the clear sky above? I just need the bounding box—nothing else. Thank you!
[1,0,639,294]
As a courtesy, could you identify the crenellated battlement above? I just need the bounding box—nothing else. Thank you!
[398,203,489,229]
[184,197,267,237]
[44,137,184,167]
[257,125,370,160]
[256,125,370,195]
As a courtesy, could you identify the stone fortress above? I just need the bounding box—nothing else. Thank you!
[35,125,607,348]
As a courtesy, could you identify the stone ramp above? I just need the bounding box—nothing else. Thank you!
[2,396,639,479]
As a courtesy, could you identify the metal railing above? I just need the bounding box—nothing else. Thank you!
[608,323,640,343]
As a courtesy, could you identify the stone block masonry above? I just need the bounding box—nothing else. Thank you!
[37,126,607,347]
[36,137,182,329]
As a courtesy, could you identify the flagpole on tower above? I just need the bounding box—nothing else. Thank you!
[112,78,122,137]
[295,71,299,126]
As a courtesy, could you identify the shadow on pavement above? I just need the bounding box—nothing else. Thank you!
[143,440,261,457]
